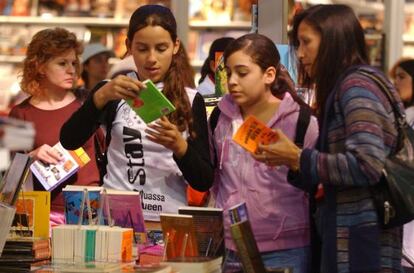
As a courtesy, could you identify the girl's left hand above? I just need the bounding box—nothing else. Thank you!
[145,116,188,158]
[252,129,301,171]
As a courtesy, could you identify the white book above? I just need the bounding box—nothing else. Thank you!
[30,142,90,191]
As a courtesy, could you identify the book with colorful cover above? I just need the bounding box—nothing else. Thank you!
[232,115,279,153]
[9,191,50,239]
[30,142,91,191]
[178,206,224,257]
[102,189,146,244]
[214,53,228,96]
[125,75,176,124]
[160,213,199,259]
[228,201,249,224]
[62,185,102,225]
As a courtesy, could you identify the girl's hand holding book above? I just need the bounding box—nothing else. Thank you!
[93,75,146,109]
[29,144,62,164]
[254,129,301,171]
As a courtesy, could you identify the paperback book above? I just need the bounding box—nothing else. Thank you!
[232,115,279,153]
[62,185,102,225]
[160,213,199,259]
[228,201,249,224]
[125,75,176,124]
[178,206,224,257]
[10,191,50,239]
[102,189,146,244]
[30,142,91,191]
[230,220,266,273]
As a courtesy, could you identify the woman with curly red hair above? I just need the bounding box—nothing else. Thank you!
[9,28,100,227]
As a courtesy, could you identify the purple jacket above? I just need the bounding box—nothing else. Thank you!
[211,93,319,252]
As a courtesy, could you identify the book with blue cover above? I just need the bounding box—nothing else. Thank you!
[62,186,102,225]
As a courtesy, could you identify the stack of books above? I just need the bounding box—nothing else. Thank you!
[0,237,50,272]
[52,224,134,264]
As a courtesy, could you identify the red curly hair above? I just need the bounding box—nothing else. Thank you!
[20,28,83,96]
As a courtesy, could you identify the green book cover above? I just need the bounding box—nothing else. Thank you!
[126,76,176,124]
[84,229,96,262]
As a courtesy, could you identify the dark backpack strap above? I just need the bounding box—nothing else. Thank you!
[209,106,221,133]
[209,106,221,168]
[294,105,312,148]
[94,100,119,182]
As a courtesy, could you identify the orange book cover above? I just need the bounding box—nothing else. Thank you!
[232,115,279,153]
[160,213,199,259]
[121,229,133,262]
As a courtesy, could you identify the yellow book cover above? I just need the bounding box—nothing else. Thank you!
[233,115,279,153]
[10,191,50,239]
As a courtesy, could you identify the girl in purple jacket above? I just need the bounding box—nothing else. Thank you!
[211,33,319,272]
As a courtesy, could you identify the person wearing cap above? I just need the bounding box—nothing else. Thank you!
[81,43,114,94]
[107,54,137,79]
[390,58,414,272]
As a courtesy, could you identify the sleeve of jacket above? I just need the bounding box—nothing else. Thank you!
[174,93,215,192]
[287,114,320,192]
[60,81,114,150]
[300,85,396,187]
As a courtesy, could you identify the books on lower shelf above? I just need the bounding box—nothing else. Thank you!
[30,142,91,191]
[0,237,50,273]
[178,206,224,257]
[0,237,51,261]
[160,213,199,259]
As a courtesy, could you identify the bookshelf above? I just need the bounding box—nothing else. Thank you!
[186,0,253,72]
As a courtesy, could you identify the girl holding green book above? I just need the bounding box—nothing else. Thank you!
[60,5,213,223]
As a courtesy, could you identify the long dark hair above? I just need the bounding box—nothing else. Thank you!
[289,4,368,116]
[199,37,235,84]
[223,33,305,106]
[398,59,414,108]
[127,5,196,136]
